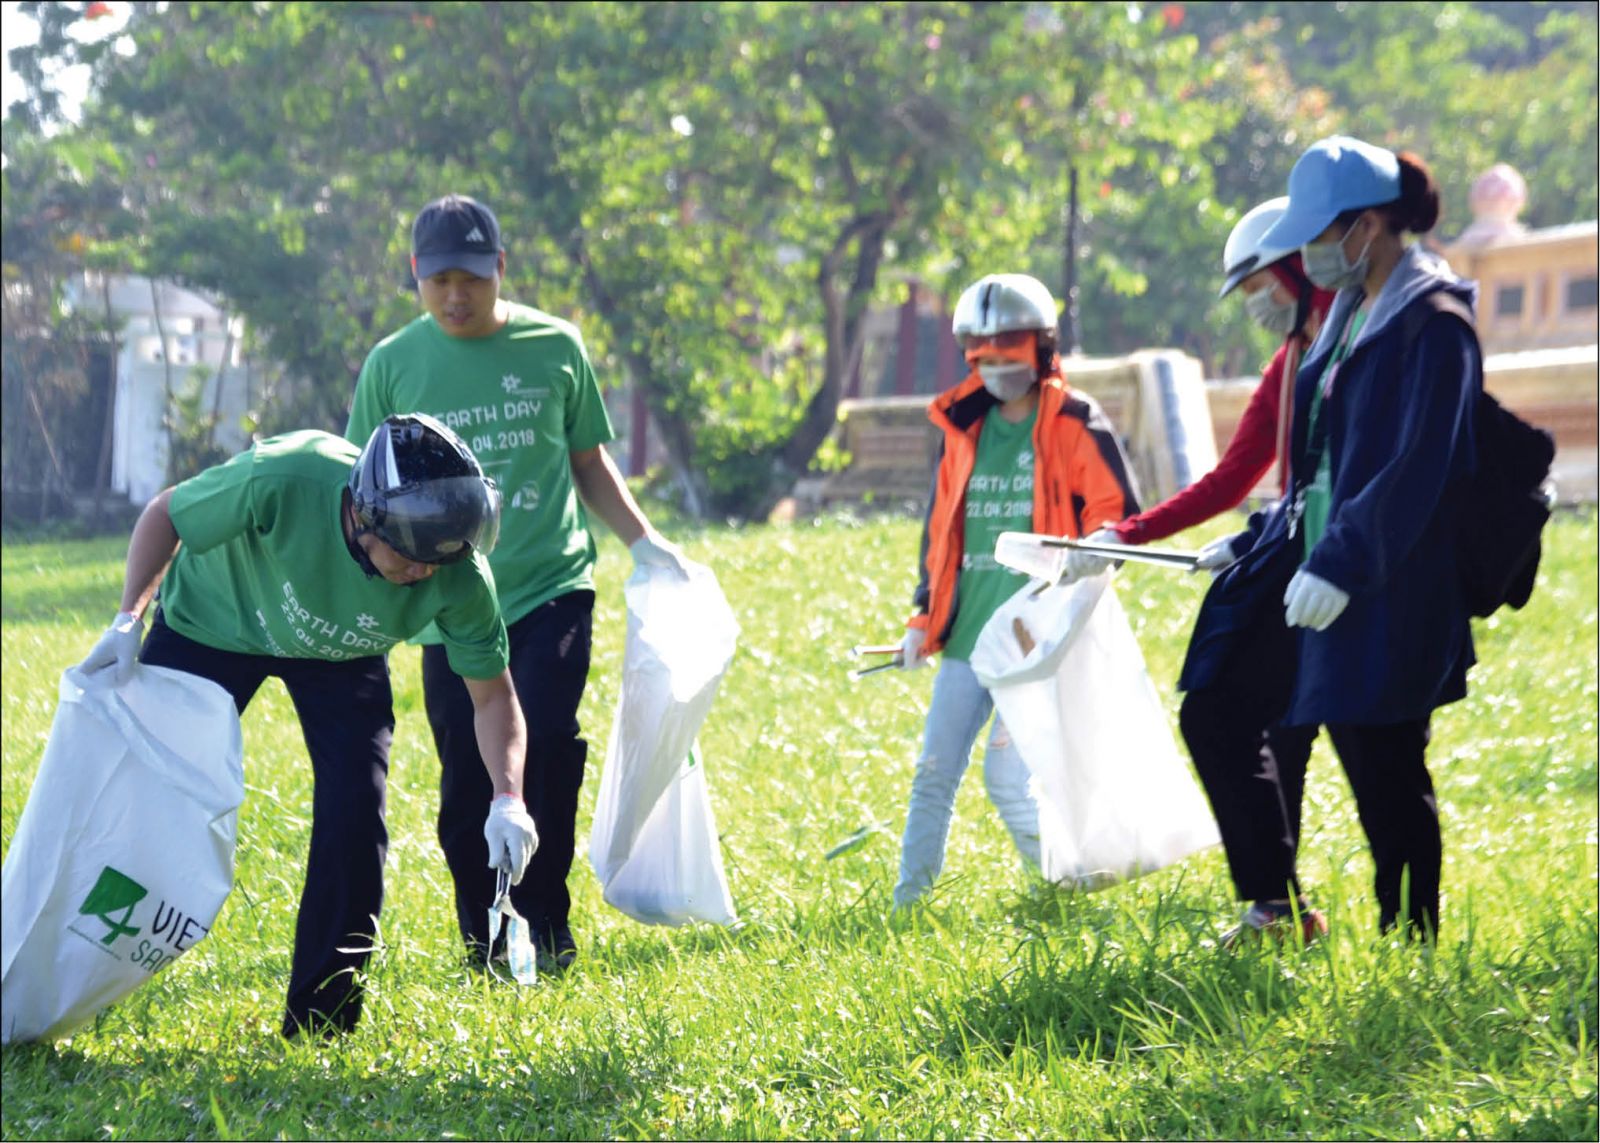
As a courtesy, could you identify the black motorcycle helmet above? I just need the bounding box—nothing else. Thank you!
[346,413,500,569]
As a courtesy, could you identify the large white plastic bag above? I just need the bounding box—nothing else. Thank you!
[969,574,1219,889]
[589,563,739,926]
[2,663,244,1044]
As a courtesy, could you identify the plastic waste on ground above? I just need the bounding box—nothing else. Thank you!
[968,572,1220,889]
[588,562,740,926]
[2,664,244,1044]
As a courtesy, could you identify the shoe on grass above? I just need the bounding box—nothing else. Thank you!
[1221,899,1328,949]
[535,926,578,974]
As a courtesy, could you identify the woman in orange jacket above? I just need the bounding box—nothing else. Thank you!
[893,272,1140,907]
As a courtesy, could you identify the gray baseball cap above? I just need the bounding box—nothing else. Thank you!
[411,194,502,279]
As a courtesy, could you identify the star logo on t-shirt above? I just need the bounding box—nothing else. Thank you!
[501,373,521,392]
[356,613,379,630]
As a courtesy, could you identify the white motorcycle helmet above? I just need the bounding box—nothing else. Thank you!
[1219,197,1296,299]
[951,273,1058,341]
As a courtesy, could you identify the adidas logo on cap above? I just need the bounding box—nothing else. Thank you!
[464,226,485,244]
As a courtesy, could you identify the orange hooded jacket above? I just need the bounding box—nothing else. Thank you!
[908,366,1141,654]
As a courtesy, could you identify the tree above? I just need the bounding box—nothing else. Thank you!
[7,1,1592,523]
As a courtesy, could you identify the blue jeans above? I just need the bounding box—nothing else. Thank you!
[894,657,1042,907]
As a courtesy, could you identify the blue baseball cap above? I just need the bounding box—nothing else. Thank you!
[1259,136,1401,250]
[411,194,502,280]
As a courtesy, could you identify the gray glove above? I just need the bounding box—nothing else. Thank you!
[1060,527,1118,584]
[78,611,144,684]
[484,794,539,885]
[1194,536,1242,577]
[899,627,930,671]
[629,532,692,579]
[1283,569,1350,631]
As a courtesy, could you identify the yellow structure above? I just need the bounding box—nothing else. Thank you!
[1440,164,1598,356]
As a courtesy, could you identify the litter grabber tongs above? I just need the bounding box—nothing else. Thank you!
[994,531,1201,588]
[487,867,538,984]
[848,642,904,680]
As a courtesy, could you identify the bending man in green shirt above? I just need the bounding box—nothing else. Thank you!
[347,194,691,973]
[75,414,538,1039]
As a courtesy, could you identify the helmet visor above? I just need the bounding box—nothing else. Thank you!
[377,476,501,565]
[960,329,1037,355]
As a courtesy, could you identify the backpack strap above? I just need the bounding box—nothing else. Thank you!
[1397,290,1478,360]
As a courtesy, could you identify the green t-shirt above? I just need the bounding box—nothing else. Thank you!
[346,301,618,631]
[160,431,509,679]
[943,406,1037,662]
[1303,308,1367,554]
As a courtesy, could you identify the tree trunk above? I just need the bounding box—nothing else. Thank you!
[92,274,120,529]
[147,278,177,480]
[564,233,711,518]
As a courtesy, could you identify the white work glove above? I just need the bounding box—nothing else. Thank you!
[1283,569,1350,632]
[1060,527,1118,584]
[629,531,692,579]
[899,626,930,671]
[78,610,144,684]
[1194,536,1242,577]
[484,794,539,885]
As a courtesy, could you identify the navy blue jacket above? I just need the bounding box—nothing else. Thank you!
[1182,246,1480,726]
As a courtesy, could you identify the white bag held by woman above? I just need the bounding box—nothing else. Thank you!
[2,664,244,1044]
[589,563,739,926]
[969,573,1219,889]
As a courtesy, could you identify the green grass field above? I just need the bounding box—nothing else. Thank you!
[2,509,1596,1141]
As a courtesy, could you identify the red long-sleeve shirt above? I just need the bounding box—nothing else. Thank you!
[1112,339,1296,545]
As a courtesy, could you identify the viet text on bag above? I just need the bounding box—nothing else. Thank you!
[2,664,244,1044]
[1399,291,1555,617]
[588,563,739,926]
[969,574,1219,889]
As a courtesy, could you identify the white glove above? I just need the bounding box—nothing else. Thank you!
[484,794,539,885]
[1195,536,1242,577]
[78,611,144,684]
[1283,569,1350,632]
[899,626,930,671]
[1060,527,1118,584]
[629,531,692,579]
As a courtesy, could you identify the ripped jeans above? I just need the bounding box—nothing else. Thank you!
[894,657,1042,907]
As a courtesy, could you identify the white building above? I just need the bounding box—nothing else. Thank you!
[69,274,257,505]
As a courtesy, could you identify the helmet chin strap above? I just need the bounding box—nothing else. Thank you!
[341,490,382,579]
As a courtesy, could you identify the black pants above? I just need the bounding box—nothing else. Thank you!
[423,590,593,958]
[1181,603,1440,935]
[1324,719,1439,936]
[139,612,393,1037]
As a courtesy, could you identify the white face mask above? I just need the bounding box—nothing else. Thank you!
[1302,218,1374,291]
[978,361,1036,402]
[1244,288,1299,336]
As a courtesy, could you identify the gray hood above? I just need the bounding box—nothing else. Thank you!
[1308,243,1480,358]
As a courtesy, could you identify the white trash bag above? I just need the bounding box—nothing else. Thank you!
[2,664,244,1044]
[588,563,739,926]
[969,573,1219,889]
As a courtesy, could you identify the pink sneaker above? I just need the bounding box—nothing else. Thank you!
[1221,900,1328,949]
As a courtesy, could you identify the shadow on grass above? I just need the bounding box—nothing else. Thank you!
[0,1028,657,1140]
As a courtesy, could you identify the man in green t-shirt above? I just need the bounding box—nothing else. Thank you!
[74,414,538,1039]
[347,194,692,973]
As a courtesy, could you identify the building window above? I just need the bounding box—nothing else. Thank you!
[1494,284,1525,318]
[1564,275,1598,312]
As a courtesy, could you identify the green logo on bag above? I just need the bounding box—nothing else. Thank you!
[78,866,147,945]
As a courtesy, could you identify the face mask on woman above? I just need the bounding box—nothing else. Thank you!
[1302,217,1374,291]
[977,361,1036,402]
[1244,288,1299,335]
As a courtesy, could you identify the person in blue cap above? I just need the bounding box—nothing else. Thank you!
[1179,136,1480,943]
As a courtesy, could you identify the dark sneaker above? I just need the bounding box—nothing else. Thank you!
[535,925,578,974]
[1221,900,1328,949]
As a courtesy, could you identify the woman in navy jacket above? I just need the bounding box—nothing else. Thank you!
[1182,136,1479,941]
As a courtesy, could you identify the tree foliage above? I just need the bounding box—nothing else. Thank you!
[4,0,1595,519]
